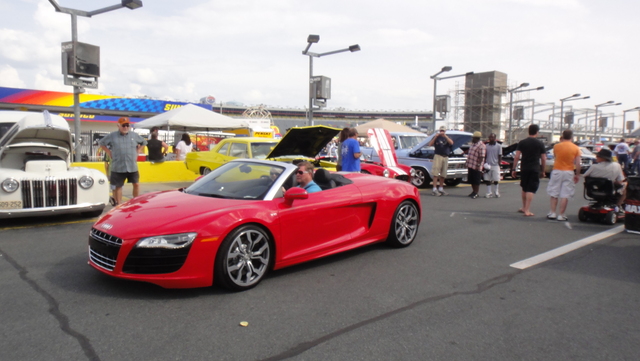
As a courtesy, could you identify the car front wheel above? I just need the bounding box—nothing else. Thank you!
[215,225,272,291]
[411,167,431,188]
[387,200,419,248]
[201,167,211,175]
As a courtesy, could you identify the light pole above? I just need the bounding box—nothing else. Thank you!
[559,94,590,130]
[507,83,544,144]
[430,68,473,131]
[623,107,640,137]
[49,0,143,162]
[302,35,360,126]
[593,101,621,141]
[430,66,451,130]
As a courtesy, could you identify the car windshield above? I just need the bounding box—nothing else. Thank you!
[250,142,277,159]
[398,135,428,149]
[0,122,14,139]
[184,162,285,200]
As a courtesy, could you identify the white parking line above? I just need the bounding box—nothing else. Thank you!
[509,225,624,269]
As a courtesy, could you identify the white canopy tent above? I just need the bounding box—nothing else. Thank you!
[134,104,249,132]
[354,118,422,135]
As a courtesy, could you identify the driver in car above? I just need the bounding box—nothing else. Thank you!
[296,161,322,193]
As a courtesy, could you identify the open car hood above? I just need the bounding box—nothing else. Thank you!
[409,130,473,153]
[0,111,72,151]
[266,125,340,159]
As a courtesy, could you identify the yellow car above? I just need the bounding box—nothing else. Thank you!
[186,126,341,175]
[186,137,279,175]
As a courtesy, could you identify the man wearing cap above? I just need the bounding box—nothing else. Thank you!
[512,124,546,217]
[466,131,486,199]
[583,147,626,211]
[546,129,581,221]
[98,117,147,206]
[428,126,454,196]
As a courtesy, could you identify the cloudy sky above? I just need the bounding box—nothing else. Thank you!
[1,0,639,123]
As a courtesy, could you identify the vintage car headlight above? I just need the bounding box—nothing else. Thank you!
[136,233,197,249]
[1,178,19,193]
[383,169,390,177]
[78,175,94,189]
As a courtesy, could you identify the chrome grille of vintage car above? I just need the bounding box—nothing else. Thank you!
[89,228,122,271]
[20,178,77,208]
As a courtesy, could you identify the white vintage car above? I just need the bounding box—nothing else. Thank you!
[0,110,109,219]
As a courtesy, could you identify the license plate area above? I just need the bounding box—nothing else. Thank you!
[0,201,22,209]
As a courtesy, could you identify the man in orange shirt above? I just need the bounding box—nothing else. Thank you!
[546,129,581,221]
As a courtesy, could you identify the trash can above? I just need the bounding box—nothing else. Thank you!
[624,176,640,234]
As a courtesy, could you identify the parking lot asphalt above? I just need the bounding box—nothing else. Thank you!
[1,178,639,361]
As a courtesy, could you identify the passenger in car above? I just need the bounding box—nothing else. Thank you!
[296,161,322,193]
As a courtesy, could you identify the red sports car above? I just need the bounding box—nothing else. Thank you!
[88,159,421,291]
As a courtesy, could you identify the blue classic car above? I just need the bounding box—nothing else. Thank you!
[361,130,472,188]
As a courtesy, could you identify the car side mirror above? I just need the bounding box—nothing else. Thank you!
[284,187,308,205]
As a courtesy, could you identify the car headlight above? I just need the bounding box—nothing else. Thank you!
[383,169,390,177]
[136,233,197,249]
[79,175,94,189]
[1,178,19,193]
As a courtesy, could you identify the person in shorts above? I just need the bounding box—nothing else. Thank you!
[428,126,454,196]
[484,133,502,198]
[511,124,546,217]
[98,117,147,206]
[546,129,581,221]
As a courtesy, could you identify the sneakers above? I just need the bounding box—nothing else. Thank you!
[470,193,479,199]
[495,192,501,198]
[556,215,568,221]
[485,193,493,198]
[547,212,557,220]
[439,190,449,196]
[432,190,441,196]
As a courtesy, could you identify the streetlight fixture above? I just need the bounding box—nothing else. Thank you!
[301,34,360,126]
[593,101,621,141]
[48,0,144,162]
[429,67,473,131]
[507,83,544,144]
[559,94,590,130]
[622,106,640,137]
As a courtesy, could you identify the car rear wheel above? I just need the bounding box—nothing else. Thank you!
[411,167,431,188]
[386,201,419,248]
[201,167,211,175]
[215,225,272,291]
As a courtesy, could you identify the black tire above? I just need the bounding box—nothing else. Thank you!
[82,209,103,218]
[214,225,272,291]
[444,178,462,187]
[386,201,419,248]
[578,208,588,222]
[604,211,617,225]
[411,167,431,188]
[201,167,211,175]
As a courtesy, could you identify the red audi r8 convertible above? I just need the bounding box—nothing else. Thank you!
[88,159,421,291]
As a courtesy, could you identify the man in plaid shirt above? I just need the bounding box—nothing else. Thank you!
[466,131,486,199]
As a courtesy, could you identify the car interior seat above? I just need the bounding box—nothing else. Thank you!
[313,168,336,190]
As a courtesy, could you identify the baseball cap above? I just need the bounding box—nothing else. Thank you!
[472,131,482,138]
[439,126,446,131]
[118,117,130,125]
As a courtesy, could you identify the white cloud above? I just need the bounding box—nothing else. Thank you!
[0,65,26,88]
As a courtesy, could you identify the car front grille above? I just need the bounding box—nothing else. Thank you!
[89,228,122,271]
[20,178,77,208]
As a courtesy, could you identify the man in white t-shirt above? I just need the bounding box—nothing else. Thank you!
[613,138,631,173]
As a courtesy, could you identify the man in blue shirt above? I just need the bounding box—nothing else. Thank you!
[296,161,322,193]
[341,128,361,172]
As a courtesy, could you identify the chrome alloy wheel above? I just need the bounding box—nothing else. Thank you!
[389,201,419,247]
[224,228,271,288]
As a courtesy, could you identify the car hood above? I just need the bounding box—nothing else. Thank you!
[266,125,340,159]
[0,111,72,151]
[93,189,263,238]
[409,130,473,153]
